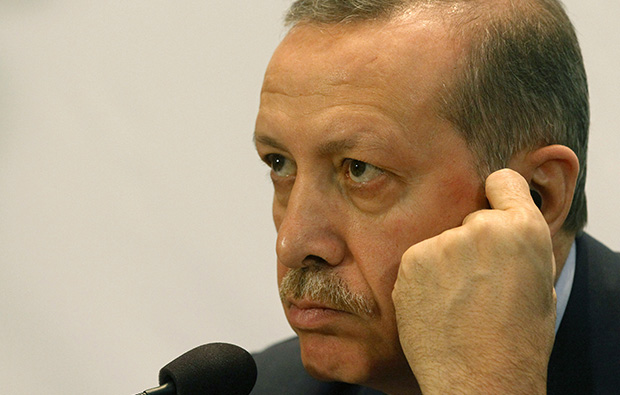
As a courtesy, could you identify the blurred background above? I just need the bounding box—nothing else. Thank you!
[0,1,617,393]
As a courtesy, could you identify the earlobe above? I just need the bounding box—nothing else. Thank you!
[510,145,579,237]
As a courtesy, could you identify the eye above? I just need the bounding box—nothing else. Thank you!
[346,160,383,183]
[266,154,296,178]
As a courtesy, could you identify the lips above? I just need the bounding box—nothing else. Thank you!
[285,298,349,330]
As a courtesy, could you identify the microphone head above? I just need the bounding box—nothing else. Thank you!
[158,343,257,395]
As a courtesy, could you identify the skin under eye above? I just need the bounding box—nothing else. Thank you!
[266,153,296,178]
[346,159,383,183]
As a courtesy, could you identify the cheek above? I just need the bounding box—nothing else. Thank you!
[346,226,408,311]
[350,188,483,307]
[441,172,487,211]
[392,175,485,240]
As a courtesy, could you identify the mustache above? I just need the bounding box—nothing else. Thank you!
[279,266,376,317]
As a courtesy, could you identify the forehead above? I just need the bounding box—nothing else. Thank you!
[262,13,462,106]
[255,12,470,171]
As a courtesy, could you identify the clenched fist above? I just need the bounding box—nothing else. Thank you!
[393,169,557,394]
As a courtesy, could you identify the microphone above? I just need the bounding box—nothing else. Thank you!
[136,343,257,395]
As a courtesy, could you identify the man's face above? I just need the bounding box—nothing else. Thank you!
[254,15,487,390]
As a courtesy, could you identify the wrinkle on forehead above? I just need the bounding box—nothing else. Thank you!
[263,51,385,99]
[267,25,381,82]
[258,10,467,148]
[264,14,459,93]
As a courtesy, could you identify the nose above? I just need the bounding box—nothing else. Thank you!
[275,177,347,269]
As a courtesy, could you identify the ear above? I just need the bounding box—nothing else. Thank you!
[509,145,579,237]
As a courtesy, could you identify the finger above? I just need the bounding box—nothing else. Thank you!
[484,168,537,212]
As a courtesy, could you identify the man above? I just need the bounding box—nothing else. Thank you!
[251,0,619,393]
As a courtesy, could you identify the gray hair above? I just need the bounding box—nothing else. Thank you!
[283,0,589,234]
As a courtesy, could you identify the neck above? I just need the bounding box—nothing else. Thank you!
[552,230,576,285]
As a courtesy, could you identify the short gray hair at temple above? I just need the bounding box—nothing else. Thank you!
[283,0,589,234]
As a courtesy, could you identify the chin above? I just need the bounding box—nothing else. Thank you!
[298,331,376,384]
[296,330,416,392]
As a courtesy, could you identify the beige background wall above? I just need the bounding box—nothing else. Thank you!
[0,1,617,393]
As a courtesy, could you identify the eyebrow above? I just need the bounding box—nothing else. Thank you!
[254,133,360,156]
[317,138,358,156]
[253,134,287,151]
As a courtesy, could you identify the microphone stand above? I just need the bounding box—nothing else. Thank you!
[135,381,175,395]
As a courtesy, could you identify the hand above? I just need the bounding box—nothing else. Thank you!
[392,169,557,394]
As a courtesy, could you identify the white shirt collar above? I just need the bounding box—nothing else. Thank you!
[555,241,576,333]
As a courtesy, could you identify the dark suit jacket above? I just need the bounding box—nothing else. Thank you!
[251,234,620,394]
